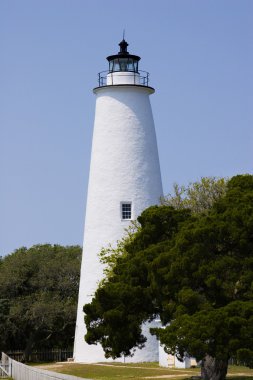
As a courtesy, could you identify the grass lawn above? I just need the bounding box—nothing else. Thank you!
[35,362,253,380]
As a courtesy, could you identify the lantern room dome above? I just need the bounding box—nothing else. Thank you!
[107,39,140,73]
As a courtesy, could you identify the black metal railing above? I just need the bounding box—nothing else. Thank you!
[97,70,150,87]
[6,348,73,363]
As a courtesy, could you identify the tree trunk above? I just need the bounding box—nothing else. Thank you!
[201,354,228,380]
[22,333,34,362]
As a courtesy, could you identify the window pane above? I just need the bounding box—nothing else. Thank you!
[121,203,132,220]
[114,59,120,71]
[109,61,113,72]
[134,61,138,72]
[127,59,134,71]
[119,58,128,71]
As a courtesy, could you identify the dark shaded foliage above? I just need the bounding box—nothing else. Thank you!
[0,244,81,359]
[84,175,253,379]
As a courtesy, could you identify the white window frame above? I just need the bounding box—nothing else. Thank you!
[121,202,132,221]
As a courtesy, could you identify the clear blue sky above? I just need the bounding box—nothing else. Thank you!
[1,0,252,256]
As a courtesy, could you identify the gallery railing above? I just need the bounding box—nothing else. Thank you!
[97,70,150,87]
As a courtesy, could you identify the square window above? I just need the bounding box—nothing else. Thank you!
[121,203,132,220]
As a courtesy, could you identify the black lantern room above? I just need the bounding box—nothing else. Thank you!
[107,39,140,73]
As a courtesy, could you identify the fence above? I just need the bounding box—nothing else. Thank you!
[228,357,248,366]
[6,349,73,363]
[0,359,10,378]
[1,353,91,380]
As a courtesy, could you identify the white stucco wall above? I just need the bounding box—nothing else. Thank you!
[159,346,192,369]
[74,83,163,363]
[175,356,191,369]
[106,71,140,85]
[159,344,171,367]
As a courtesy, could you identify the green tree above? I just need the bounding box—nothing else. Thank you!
[0,244,81,360]
[161,176,227,214]
[84,175,253,380]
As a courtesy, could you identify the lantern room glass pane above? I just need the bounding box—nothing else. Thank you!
[133,61,138,72]
[113,59,120,71]
[119,58,128,71]
[109,61,113,72]
[127,59,134,71]
[109,57,139,73]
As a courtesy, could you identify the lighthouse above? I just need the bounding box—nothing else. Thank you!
[74,39,163,362]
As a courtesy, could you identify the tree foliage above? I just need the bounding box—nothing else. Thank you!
[99,221,140,280]
[84,175,253,380]
[161,176,227,214]
[0,244,81,358]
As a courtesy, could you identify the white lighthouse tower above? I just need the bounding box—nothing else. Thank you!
[74,39,163,363]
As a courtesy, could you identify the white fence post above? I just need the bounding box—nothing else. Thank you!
[1,353,91,380]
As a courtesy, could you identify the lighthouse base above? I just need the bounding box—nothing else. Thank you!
[74,320,159,363]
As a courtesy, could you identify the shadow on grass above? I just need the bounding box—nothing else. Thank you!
[228,377,253,380]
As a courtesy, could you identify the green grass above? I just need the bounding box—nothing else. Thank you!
[36,362,199,380]
[0,375,12,379]
[228,366,253,374]
[34,363,253,380]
